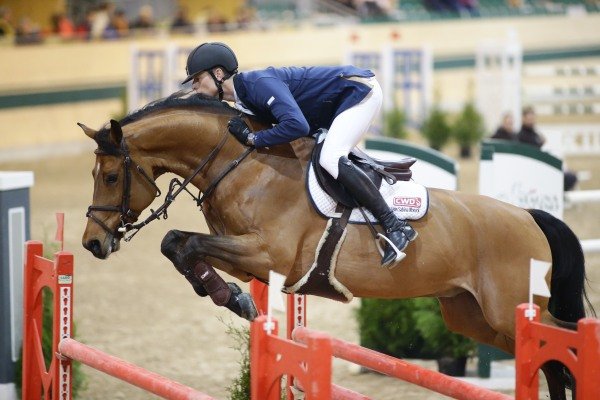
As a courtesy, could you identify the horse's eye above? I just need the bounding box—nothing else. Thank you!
[105,174,118,184]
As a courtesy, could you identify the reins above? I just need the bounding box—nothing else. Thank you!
[86,129,254,242]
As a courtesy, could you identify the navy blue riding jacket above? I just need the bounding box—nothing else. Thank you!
[232,65,375,148]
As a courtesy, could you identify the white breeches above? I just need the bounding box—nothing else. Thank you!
[319,78,383,179]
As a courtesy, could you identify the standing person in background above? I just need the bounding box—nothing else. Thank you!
[517,106,578,191]
[517,106,545,148]
[491,112,516,141]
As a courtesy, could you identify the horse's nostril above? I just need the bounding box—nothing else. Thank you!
[86,239,102,257]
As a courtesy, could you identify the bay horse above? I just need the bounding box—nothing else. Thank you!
[80,93,593,400]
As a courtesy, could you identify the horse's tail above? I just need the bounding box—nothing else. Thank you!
[528,209,596,322]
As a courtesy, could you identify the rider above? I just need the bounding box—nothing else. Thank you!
[182,42,417,268]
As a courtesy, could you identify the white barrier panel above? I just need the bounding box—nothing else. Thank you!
[480,140,563,219]
[364,137,458,190]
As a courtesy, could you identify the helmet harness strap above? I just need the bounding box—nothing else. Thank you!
[208,70,227,101]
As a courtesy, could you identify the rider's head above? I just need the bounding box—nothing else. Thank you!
[183,42,238,101]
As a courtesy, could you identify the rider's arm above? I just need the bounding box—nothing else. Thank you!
[249,77,310,148]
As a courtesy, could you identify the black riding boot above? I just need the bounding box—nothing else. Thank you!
[337,156,417,268]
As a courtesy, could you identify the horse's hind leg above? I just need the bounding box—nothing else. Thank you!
[161,230,258,321]
[438,291,515,354]
[541,361,570,400]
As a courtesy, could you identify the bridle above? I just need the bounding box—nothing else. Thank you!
[86,127,254,242]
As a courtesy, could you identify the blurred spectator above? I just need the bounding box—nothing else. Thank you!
[15,17,43,45]
[206,8,227,32]
[355,0,393,19]
[0,7,15,38]
[171,6,193,34]
[90,2,112,40]
[423,0,462,14]
[131,5,155,33]
[235,6,257,30]
[51,12,75,40]
[491,112,516,140]
[110,8,130,38]
[75,10,93,40]
[517,106,545,147]
[459,0,480,16]
[517,106,578,191]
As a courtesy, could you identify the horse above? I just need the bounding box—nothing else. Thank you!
[80,93,594,400]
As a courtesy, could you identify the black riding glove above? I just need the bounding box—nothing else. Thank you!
[228,117,254,146]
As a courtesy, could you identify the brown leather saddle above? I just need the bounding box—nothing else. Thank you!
[310,129,416,208]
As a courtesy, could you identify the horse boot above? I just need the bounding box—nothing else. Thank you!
[160,230,258,321]
[337,156,417,268]
[192,261,258,322]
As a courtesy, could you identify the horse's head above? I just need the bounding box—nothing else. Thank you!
[80,119,160,259]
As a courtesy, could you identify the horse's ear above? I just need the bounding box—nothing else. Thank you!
[109,119,123,145]
[77,122,97,140]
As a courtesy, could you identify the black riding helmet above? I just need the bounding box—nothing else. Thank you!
[182,42,238,84]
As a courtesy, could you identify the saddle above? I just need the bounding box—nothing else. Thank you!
[310,129,416,208]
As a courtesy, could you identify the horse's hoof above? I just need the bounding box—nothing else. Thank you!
[237,293,259,321]
[226,291,258,322]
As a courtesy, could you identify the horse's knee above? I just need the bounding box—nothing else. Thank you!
[161,230,202,268]
[161,229,188,258]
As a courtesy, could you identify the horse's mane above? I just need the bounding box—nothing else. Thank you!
[119,90,238,128]
[94,91,238,155]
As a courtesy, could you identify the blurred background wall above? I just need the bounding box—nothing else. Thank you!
[0,0,598,159]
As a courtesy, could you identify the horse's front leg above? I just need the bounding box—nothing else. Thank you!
[161,230,260,321]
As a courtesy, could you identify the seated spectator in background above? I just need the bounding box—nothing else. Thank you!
[75,10,93,40]
[90,2,112,40]
[517,106,545,148]
[491,112,516,140]
[423,0,462,14]
[355,0,393,19]
[131,5,155,33]
[206,8,228,32]
[235,6,257,30]
[171,6,193,34]
[51,12,75,40]
[110,8,129,38]
[15,17,43,45]
[517,106,578,191]
[0,7,15,38]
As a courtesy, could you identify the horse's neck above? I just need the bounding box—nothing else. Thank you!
[128,112,231,180]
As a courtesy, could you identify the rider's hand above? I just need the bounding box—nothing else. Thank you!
[228,117,253,146]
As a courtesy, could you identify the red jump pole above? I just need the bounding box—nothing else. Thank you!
[293,327,511,400]
[58,338,214,400]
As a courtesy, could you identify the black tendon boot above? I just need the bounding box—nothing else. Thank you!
[337,156,417,267]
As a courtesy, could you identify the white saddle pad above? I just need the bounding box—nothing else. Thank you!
[307,163,429,223]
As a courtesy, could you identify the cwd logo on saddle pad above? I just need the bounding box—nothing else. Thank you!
[392,196,422,212]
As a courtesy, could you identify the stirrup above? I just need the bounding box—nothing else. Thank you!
[375,233,406,267]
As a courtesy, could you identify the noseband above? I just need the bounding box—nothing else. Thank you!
[86,129,254,242]
[86,137,161,240]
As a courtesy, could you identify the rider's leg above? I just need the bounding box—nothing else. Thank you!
[319,78,416,267]
[337,157,411,267]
